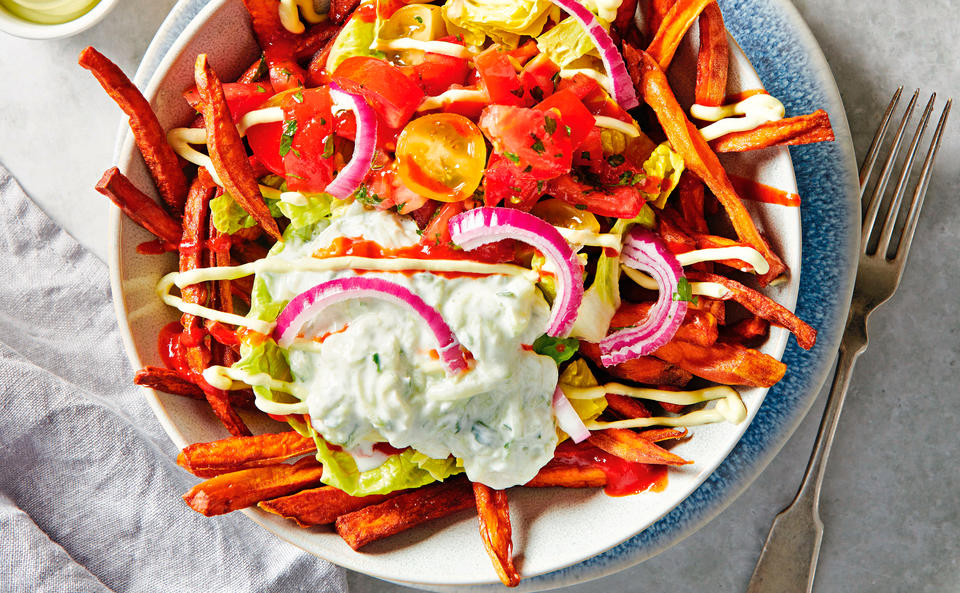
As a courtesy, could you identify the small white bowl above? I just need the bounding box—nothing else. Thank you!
[0,0,121,40]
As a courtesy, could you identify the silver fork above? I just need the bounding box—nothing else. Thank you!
[745,88,952,593]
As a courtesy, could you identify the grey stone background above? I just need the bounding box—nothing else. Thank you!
[0,0,956,591]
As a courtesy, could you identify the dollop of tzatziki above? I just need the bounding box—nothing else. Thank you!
[259,202,559,489]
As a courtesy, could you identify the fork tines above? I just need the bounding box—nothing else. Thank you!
[858,88,952,260]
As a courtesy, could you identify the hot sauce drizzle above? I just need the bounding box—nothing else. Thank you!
[552,440,668,496]
[729,174,801,207]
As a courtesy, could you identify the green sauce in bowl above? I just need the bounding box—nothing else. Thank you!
[0,0,100,24]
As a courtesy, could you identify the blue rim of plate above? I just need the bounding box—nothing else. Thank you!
[132,0,859,589]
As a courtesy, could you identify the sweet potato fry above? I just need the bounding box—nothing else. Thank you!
[611,302,719,347]
[473,483,520,587]
[646,0,713,69]
[335,478,475,550]
[295,21,343,58]
[260,487,397,527]
[676,173,709,233]
[637,427,688,442]
[95,168,183,245]
[180,174,214,375]
[524,462,607,488]
[183,457,325,517]
[694,2,728,107]
[686,270,817,349]
[710,109,835,153]
[328,0,360,25]
[588,429,691,465]
[625,45,786,284]
[613,0,641,47]
[652,340,786,387]
[580,341,693,386]
[240,0,307,91]
[722,315,770,347]
[604,392,652,419]
[195,54,281,240]
[134,366,204,398]
[79,47,188,215]
[646,0,677,37]
[133,366,254,407]
[177,431,318,478]
[692,294,725,325]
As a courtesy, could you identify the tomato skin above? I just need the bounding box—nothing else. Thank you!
[403,52,471,96]
[478,105,573,180]
[519,54,559,104]
[482,153,543,211]
[558,73,634,122]
[545,174,645,218]
[281,87,336,193]
[474,46,526,107]
[332,56,425,129]
[246,121,285,176]
[572,127,604,167]
[534,89,594,151]
[421,200,464,245]
[183,82,271,120]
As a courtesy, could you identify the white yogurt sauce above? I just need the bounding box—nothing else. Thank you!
[260,202,559,489]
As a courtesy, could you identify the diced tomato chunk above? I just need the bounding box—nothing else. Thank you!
[183,82,272,121]
[479,105,573,180]
[482,153,543,211]
[545,174,645,218]
[332,56,425,128]
[519,54,560,105]
[534,89,594,150]
[475,46,526,107]
[281,87,336,192]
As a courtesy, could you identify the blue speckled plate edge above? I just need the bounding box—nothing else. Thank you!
[129,0,860,589]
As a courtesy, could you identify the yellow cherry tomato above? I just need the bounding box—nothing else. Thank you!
[395,113,487,202]
[531,198,601,233]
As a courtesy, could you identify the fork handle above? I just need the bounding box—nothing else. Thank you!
[746,340,865,593]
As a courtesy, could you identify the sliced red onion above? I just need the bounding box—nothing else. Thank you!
[448,207,583,337]
[553,386,590,443]
[547,0,639,110]
[274,277,468,374]
[599,227,687,366]
[325,82,377,199]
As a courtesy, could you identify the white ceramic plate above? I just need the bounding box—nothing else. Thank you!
[110,0,858,588]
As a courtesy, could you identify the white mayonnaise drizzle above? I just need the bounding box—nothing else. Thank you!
[373,37,472,58]
[558,68,614,97]
[554,227,622,250]
[691,94,785,141]
[620,265,732,299]
[278,0,326,34]
[593,115,641,138]
[675,246,770,275]
[417,88,488,112]
[561,383,747,428]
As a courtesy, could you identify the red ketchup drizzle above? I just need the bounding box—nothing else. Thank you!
[729,175,801,207]
[552,440,668,497]
[312,237,512,279]
[158,321,189,374]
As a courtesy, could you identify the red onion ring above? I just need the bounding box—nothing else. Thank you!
[274,276,468,375]
[553,386,590,443]
[324,82,377,199]
[599,227,687,366]
[546,0,639,110]
[448,207,583,337]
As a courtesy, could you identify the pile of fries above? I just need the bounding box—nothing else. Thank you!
[83,0,832,586]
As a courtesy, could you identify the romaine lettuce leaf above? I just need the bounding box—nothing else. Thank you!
[313,435,463,496]
[442,0,553,47]
[558,359,606,431]
[210,191,281,235]
[326,15,385,72]
[536,16,600,67]
[642,142,685,208]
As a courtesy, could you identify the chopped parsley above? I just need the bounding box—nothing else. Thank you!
[510,87,525,98]
[414,15,423,23]
[321,135,335,159]
[544,115,558,135]
[504,152,520,163]
[354,185,382,205]
[530,86,545,102]
[673,277,699,305]
[255,84,267,93]
[606,153,626,167]
[278,119,298,157]
[293,89,304,103]
[532,334,580,364]
[529,133,545,154]
[551,71,560,92]
[564,124,572,136]
[580,151,591,161]
[372,353,382,372]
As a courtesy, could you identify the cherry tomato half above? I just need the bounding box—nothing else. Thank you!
[395,113,486,202]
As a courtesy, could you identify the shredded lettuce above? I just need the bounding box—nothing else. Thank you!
[277,192,334,229]
[313,435,463,496]
[536,16,601,68]
[442,0,553,47]
[558,359,606,435]
[570,204,656,341]
[326,15,385,72]
[210,191,282,235]
[642,142,685,209]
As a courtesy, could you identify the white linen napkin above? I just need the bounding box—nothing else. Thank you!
[0,165,347,593]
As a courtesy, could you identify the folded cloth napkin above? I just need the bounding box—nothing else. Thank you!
[0,166,347,593]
